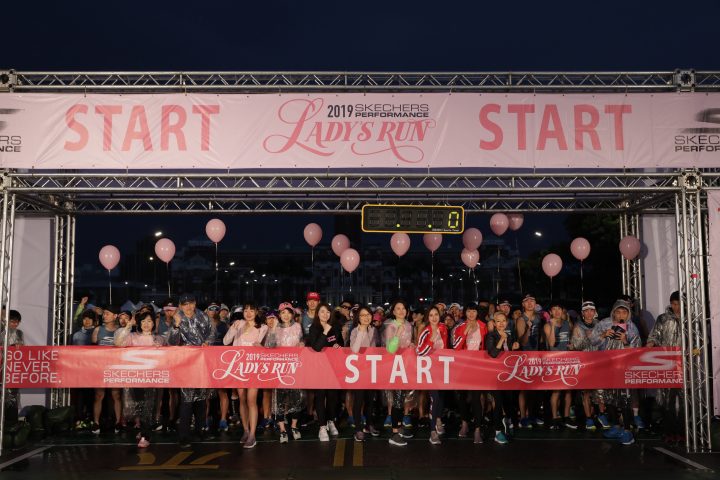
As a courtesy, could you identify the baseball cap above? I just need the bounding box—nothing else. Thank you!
[220,304,229,312]
[278,302,294,313]
[498,298,512,306]
[581,301,596,311]
[179,293,196,304]
[207,302,220,312]
[306,292,320,301]
[449,302,462,310]
[102,305,119,314]
[118,310,133,318]
[522,293,536,302]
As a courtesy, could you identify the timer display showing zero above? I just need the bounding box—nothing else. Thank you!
[361,204,465,234]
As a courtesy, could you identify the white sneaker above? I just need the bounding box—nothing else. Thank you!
[280,432,288,444]
[327,420,339,436]
[292,428,302,440]
[319,426,330,442]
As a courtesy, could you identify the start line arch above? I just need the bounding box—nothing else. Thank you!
[0,69,719,454]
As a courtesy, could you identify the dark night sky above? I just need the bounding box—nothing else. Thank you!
[4,0,718,267]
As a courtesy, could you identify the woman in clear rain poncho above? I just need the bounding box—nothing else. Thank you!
[114,310,166,448]
[266,302,305,444]
[383,299,415,446]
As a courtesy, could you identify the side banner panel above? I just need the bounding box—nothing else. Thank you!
[708,191,720,415]
[0,93,718,170]
[4,346,682,390]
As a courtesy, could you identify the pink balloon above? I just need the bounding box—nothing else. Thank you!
[331,234,350,257]
[154,238,176,264]
[423,233,443,253]
[461,248,480,268]
[390,233,411,257]
[303,223,323,247]
[490,213,509,236]
[542,253,563,278]
[462,228,483,250]
[340,248,360,273]
[570,237,591,261]
[508,213,524,232]
[619,235,641,260]
[205,218,226,244]
[98,245,120,270]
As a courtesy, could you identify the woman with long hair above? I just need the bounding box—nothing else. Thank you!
[307,302,343,441]
[384,299,415,446]
[349,306,380,441]
[271,302,306,443]
[114,310,166,448]
[416,305,448,445]
[223,302,267,448]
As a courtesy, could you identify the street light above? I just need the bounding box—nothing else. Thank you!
[154,231,163,237]
[149,256,154,261]
[534,231,543,237]
[229,261,235,266]
[250,270,254,274]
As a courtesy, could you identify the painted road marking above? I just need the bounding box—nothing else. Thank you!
[352,440,363,466]
[333,439,346,467]
[119,450,230,471]
[0,447,51,470]
[654,447,713,472]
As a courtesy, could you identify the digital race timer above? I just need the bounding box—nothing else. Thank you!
[361,204,465,234]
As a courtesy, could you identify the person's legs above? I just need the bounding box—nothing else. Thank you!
[352,390,365,433]
[93,388,105,425]
[238,389,249,433]
[247,388,259,436]
[111,389,123,426]
[178,400,193,444]
[315,390,328,425]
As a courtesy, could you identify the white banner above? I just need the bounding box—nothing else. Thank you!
[1,93,719,170]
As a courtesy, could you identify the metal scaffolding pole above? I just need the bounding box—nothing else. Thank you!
[0,186,17,457]
[619,212,643,312]
[50,213,76,408]
[674,171,712,452]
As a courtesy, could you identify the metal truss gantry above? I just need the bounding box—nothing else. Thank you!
[675,172,712,452]
[0,188,16,457]
[1,70,718,453]
[620,212,643,313]
[2,70,720,93]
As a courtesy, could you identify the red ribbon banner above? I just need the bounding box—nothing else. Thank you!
[3,346,682,390]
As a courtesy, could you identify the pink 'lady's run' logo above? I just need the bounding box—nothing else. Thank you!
[212,349,301,386]
[497,354,581,387]
[262,98,436,163]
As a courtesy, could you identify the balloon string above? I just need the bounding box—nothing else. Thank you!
[215,242,218,299]
[580,260,585,303]
[496,246,501,299]
[108,269,112,305]
[431,251,435,301]
[550,276,553,304]
[167,262,171,297]
[515,234,523,295]
[397,256,401,297]
[473,268,479,302]
[311,246,315,291]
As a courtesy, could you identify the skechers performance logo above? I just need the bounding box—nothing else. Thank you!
[675,108,720,152]
[104,350,170,384]
[0,108,22,152]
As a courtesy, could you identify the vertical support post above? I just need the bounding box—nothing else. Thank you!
[619,211,643,310]
[674,171,712,452]
[0,187,17,457]
[50,213,75,408]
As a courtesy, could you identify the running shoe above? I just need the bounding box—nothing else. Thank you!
[494,431,509,445]
[549,418,561,430]
[519,417,533,429]
[363,425,380,437]
[633,415,646,430]
[429,431,441,445]
[347,416,356,428]
[458,422,470,437]
[384,415,393,428]
[354,431,365,442]
[585,418,597,431]
[279,432,288,444]
[218,419,229,432]
[90,422,101,435]
[533,417,545,426]
[292,428,302,440]
[435,420,445,435]
[152,421,164,432]
[402,415,413,428]
[258,418,270,431]
[327,420,339,436]
[179,440,192,449]
[137,436,150,448]
[597,414,610,429]
[114,423,124,434]
[319,426,330,442]
[473,428,483,444]
[603,426,624,439]
[239,431,249,444]
[563,417,578,430]
[399,428,414,439]
[502,417,513,435]
[388,433,408,446]
[243,435,257,449]
[620,430,635,445]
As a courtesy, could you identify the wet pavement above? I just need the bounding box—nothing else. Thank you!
[1,426,718,480]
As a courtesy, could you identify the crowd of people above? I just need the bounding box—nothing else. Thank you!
[4,290,683,450]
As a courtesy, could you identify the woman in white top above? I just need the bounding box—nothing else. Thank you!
[223,302,267,449]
